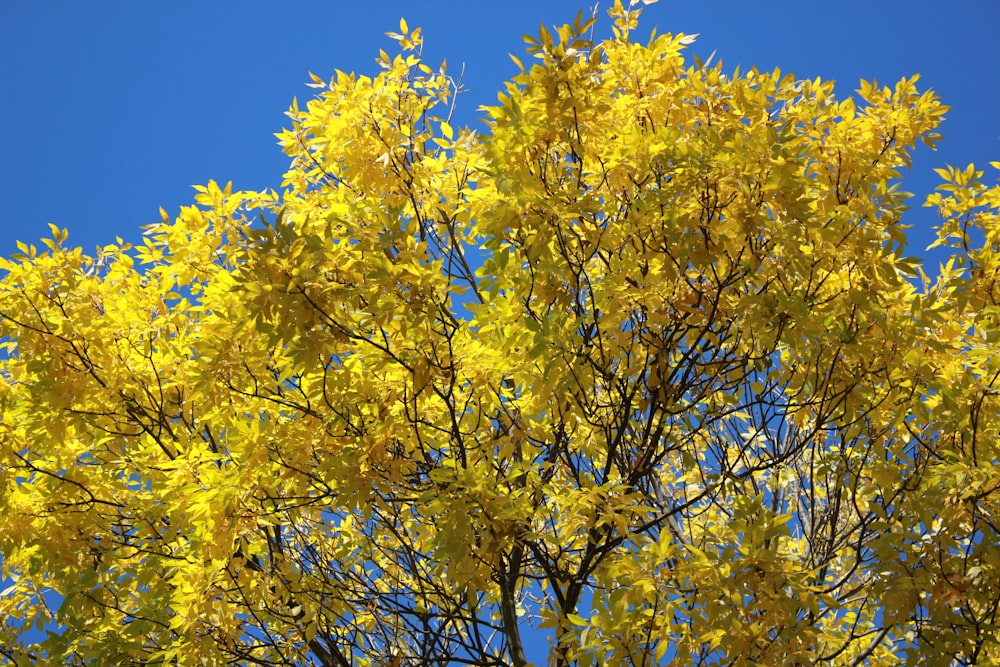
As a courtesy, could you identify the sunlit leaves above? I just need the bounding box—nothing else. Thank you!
[1,3,998,666]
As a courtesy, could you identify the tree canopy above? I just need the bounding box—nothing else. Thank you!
[2,2,1000,665]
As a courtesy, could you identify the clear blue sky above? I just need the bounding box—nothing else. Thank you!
[2,1,998,264]
[1,1,999,661]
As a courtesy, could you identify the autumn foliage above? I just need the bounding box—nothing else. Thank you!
[2,2,1000,665]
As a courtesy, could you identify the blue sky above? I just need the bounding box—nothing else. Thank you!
[1,1,999,662]
[2,1,998,265]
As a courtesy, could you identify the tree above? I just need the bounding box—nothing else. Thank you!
[2,2,999,664]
